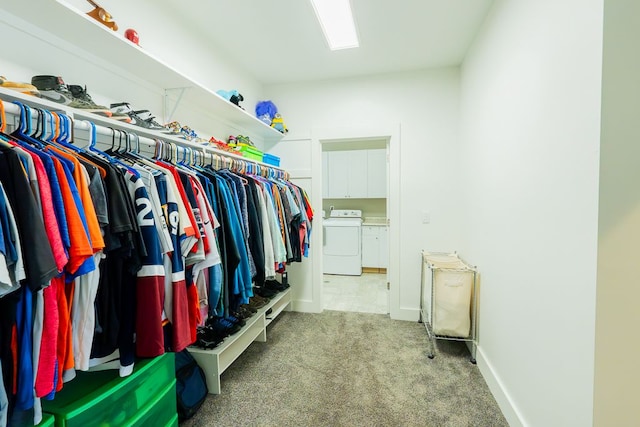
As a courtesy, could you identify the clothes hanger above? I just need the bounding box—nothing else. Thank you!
[50,112,81,152]
[87,122,127,168]
[0,99,16,146]
[53,115,108,178]
[0,99,5,133]
[10,102,46,149]
[107,129,140,176]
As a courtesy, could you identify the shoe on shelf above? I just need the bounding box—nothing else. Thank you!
[31,75,74,104]
[164,120,182,135]
[180,125,198,141]
[31,76,112,117]
[67,84,113,117]
[111,102,149,127]
[104,102,133,123]
[236,135,253,146]
[132,109,167,131]
[0,76,39,96]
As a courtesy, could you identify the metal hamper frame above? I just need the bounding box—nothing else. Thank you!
[419,251,478,363]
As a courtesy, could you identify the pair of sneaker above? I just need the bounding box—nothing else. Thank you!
[265,279,289,292]
[165,120,200,141]
[233,305,256,320]
[194,316,246,350]
[254,284,280,299]
[0,76,39,96]
[248,294,270,310]
[110,102,166,130]
[30,75,130,122]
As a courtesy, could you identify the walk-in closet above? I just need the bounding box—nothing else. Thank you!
[1,0,638,426]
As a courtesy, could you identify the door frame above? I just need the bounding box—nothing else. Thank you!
[312,123,401,318]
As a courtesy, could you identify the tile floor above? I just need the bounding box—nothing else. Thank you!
[323,273,388,314]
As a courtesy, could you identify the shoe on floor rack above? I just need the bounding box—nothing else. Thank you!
[265,279,289,292]
[232,306,255,320]
[0,76,39,96]
[205,317,242,337]
[254,285,277,299]
[31,75,112,117]
[194,325,224,350]
[247,295,270,311]
[226,314,246,328]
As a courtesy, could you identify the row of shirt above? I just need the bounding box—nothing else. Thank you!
[0,105,312,426]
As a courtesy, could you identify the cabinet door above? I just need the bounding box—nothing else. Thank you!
[322,152,329,199]
[367,149,387,198]
[361,226,379,267]
[347,150,368,198]
[326,151,350,198]
[378,226,388,268]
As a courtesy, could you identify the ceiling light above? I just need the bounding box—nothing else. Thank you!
[310,0,359,50]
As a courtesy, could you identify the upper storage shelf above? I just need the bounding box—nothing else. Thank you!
[0,0,285,144]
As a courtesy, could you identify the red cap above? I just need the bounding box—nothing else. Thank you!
[125,28,139,45]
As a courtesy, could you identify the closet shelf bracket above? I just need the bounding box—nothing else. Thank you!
[163,87,190,123]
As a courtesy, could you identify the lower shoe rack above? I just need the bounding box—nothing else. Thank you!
[419,251,478,363]
[189,288,292,394]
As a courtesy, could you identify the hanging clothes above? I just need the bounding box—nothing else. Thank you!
[0,99,313,423]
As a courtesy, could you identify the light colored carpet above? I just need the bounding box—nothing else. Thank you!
[181,310,508,427]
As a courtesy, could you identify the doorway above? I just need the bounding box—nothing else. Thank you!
[320,137,389,314]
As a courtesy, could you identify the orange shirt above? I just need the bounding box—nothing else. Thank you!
[48,147,105,252]
[50,156,93,274]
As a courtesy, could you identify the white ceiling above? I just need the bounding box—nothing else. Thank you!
[161,0,494,85]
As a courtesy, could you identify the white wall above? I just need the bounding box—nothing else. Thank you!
[593,0,640,425]
[322,199,386,218]
[459,1,603,425]
[265,69,462,319]
[266,138,321,312]
[60,0,262,107]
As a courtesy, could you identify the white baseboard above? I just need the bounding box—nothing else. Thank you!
[476,346,526,427]
[290,299,322,313]
[391,307,421,322]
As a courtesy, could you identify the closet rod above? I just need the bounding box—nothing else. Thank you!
[0,96,287,176]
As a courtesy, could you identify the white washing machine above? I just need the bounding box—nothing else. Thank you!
[323,209,362,275]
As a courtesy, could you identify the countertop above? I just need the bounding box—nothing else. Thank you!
[362,217,388,226]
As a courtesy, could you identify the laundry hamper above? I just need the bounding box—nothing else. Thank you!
[420,251,478,363]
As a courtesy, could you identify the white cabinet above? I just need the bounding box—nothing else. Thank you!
[322,152,329,199]
[323,149,386,199]
[361,225,388,268]
[367,149,387,198]
[325,150,368,198]
[379,226,388,268]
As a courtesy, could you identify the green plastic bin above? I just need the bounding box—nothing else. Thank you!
[128,380,177,427]
[236,143,263,162]
[42,354,175,427]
